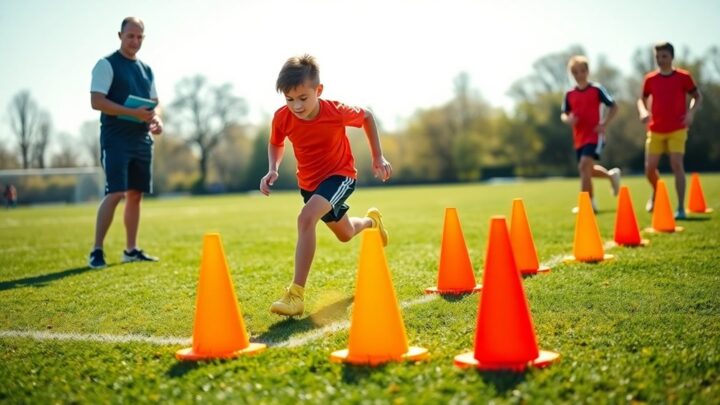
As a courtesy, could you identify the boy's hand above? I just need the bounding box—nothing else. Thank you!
[595,122,606,134]
[684,111,694,127]
[372,157,392,182]
[563,113,578,126]
[259,170,279,196]
[639,113,650,124]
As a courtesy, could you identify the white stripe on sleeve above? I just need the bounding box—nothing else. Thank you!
[90,59,113,94]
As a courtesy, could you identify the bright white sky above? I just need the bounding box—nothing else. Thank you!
[1,0,719,144]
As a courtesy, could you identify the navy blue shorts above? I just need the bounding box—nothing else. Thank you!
[576,143,602,162]
[300,175,356,223]
[101,139,153,194]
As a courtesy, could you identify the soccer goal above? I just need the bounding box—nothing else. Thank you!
[0,167,104,205]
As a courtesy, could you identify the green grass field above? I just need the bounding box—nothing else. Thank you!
[1,175,719,403]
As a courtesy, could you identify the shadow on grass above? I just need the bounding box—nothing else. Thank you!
[677,216,711,222]
[478,370,528,394]
[440,292,478,302]
[341,363,389,384]
[167,359,202,377]
[256,296,354,343]
[0,264,120,291]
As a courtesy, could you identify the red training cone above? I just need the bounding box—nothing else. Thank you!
[454,216,560,371]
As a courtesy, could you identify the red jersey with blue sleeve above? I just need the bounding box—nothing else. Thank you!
[642,69,697,133]
[270,99,365,191]
[562,83,615,149]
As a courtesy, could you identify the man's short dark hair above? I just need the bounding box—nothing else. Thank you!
[654,42,674,58]
[121,17,144,32]
[276,54,320,93]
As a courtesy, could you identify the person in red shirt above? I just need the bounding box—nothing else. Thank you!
[260,54,392,317]
[561,56,620,213]
[637,42,702,219]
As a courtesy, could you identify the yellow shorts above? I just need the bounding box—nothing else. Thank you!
[646,129,687,154]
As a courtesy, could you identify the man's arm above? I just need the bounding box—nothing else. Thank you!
[90,92,156,123]
[361,108,392,182]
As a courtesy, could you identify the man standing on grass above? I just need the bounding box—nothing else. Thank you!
[87,17,163,269]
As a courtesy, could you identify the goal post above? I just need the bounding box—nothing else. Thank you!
[0,167,105,205]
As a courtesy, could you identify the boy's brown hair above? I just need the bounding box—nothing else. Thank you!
[276,54,320,93]
[567,55,589,71]
[654,42,674,58]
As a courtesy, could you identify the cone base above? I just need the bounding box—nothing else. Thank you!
[454,350,560,371]
[563,253,615,263]
[689,208,713,214]
[609,239,650,248]
[424,285,482,295]
[519,265,551,275]
[644,226,684,234]
[330,346,429,366]
[175,342,266,361]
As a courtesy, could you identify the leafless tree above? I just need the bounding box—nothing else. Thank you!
[33,111,52,169]
[169,75,247,191]
[80,120,101,166]
[50,132,82,168]
[7,90,40,169]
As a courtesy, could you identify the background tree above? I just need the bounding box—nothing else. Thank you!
[50,132,82,168]
[169,75,247,192]
[33,111,52,169]
[7,90,40,169]
[79,120,101,167]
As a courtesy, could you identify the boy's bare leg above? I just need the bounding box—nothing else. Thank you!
[645,153,661,211]
[578,156,595,198]
[592,165,610,179]
[645,154,661,190]
[669,152,686,212]
[325,215,373,242]
[293,195,332,287]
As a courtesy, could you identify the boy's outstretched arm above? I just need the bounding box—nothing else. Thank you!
[362,108,392,182]
[260,143,284,196]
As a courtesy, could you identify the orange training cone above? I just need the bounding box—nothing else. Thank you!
[612,186,649,247]
[176,233,266,360]
[646,179,684,233]
[425,208,482,294]
[454,216,559,371]
[509,199,550,275]
[564,192,614,262]
[689,172,713,213]
[331,229,428,365]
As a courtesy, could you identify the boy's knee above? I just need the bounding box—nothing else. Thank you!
[297,211,319,231]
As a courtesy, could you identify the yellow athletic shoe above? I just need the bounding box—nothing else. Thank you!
[366,207,388,247]
[270,283,305,316]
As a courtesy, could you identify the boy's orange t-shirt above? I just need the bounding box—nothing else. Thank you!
[642,68,697,133]
[270,99,365,191]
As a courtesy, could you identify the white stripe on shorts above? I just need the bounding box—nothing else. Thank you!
[329,177,353,207]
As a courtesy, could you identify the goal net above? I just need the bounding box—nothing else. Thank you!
[0,167,104,205]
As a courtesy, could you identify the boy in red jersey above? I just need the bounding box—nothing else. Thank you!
[637,42,702,219]
[260,54,392,317]
[561,56,620,213]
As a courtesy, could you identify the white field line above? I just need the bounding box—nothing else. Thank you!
[0,244,616,348]
[271,293,438,348]
[0,330,191,346]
